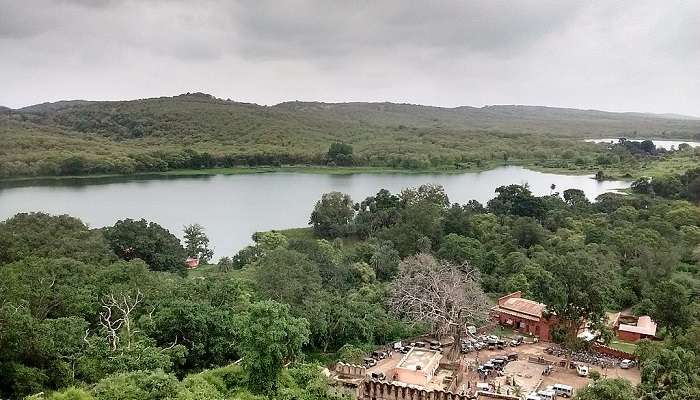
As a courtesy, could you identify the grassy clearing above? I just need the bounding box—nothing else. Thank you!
[609,340,638,354]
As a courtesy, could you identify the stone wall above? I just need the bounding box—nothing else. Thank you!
[358,380,471,400]
[335,362,366,378]
[592,344,637,360]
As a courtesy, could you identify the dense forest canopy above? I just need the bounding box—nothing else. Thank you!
[1,93,700,179]
[1,179,699,399]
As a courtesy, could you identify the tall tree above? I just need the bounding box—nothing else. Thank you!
[649,280,694,332]
[389,253,489,361]
[309,192,355,238]
[183,224,213,263]
[104,219,186,274]
[236,301,309,394]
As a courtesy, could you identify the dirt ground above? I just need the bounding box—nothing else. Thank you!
[365,342,641,398]
[461,342,640,396]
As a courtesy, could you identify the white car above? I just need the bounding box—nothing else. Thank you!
[576,364,589,377]
[537,389,556,400]
[552,383,574,398]
[620,359,636,369]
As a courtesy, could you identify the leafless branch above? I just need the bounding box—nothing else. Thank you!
[389,253,490,355]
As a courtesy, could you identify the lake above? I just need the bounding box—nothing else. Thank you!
[585,138,700,150]
[0,166,630,259]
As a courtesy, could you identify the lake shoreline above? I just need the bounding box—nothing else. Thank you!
[0,161,617,188]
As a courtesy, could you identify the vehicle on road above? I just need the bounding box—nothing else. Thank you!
[364,358,377,367]
[620,359,636,369]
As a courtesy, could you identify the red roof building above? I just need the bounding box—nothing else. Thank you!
[491,292,556,341]
[610,313,657,342]
[185,257,200,269]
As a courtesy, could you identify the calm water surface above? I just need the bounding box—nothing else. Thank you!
[0,166,630,258]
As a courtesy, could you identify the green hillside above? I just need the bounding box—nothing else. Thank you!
[2,92,699,179]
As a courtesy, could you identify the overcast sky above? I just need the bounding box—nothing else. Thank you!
[1,0,698,114]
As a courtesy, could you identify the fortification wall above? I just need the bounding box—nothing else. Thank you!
[334,362,366,378]
[358,380,471,400]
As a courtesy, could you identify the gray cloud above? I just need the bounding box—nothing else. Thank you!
[0,0,698,115]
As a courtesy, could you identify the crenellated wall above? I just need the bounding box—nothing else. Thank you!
[358,380,472,400]
[334,362,366,378]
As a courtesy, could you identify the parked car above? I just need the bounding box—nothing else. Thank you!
[576,364,589,377]
[491,359,506,370]
[372,351,388,360]
[510,336,524,346]
[476,382,491,392]
[364,358,377,367]
[414,341,427,348]
[552,384,574,398]
[620,359,636,369]
[537,389,556,400]
[526,393,542,400]
[371,372,386,380]
[507,352,519,361]
[399,346,411,354]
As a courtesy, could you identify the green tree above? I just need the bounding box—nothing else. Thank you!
[253,249,322,308]
[511,217,546,248]
[487,184,546,220]
[104,219,187,274]
[369,242,401,281]
[640,346,699,399]
[648,280,694,332]
[436,234,481,264]
[183,224,213,263]
[573,378,636,400]
[0,212,114,265]
[326,142,353,166]
[93,369,179,400]
[336,344,368,365]
[309,192,355,238]
[236,301,310,394]
[217,256,234,272]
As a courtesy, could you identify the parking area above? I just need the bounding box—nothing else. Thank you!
[462,342,640,396]
[357,335,640,398]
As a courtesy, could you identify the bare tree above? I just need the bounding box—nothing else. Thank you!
[99,289,144,351]
[389,253,490,362]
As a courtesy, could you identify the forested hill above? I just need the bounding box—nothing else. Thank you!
[11,93,700,139]
[2,92,700,178]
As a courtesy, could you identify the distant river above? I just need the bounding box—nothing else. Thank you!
[0,166,630,259]
[585,138,700,150]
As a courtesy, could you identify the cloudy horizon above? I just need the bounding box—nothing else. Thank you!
[1,0,698,115]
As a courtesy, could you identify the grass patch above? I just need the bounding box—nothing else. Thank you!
[609,340,638,354]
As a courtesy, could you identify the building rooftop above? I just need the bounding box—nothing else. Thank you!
[618,315,657,337]
[495,292,546,319]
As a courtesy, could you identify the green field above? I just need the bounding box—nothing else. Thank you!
[609,340,638,354]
